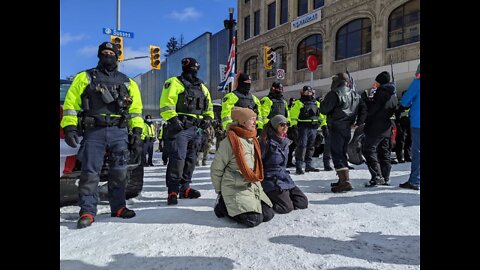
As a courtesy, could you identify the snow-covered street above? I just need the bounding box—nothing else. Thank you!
[60,154,420,270]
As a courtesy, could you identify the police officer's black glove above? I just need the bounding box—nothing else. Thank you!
[289,125,299,141]
[321,125,329,138]
[199,115,213,130]
[256,128,263,137]
[63,125,80,148]
[168,116,184,132]
[129,127,144,163]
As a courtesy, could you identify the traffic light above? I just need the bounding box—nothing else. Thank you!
[263,45,276,70]
[110,36,124,61]
[150,45,161,70]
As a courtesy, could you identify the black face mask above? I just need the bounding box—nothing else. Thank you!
[182,70,198,83]
[99,54,117,71]
[301,95,315,101]
[237,82,251,94]
[145,120,152,125]
[269,92,283,99]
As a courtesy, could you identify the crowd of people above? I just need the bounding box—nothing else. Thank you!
[61,42,420,229]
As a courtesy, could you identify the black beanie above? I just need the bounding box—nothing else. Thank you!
[181,57,200,72]
[237,72,251,83]
[97,42,119,59]
[375,71,391,85]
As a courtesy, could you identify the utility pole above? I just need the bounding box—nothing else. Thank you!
[117,0,122,71]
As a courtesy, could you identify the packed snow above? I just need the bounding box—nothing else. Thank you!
[60,152,420,270]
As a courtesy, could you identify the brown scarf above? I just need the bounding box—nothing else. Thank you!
[227,125,264,183]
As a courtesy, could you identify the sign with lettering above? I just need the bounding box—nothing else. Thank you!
[291,10,321,32]
[103,27,134,38]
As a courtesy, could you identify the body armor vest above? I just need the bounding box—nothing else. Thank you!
[176,76,207,115]
[82,68,131,116]
[267,94,287,119]
[234,90,258,113]
[331,85,360,120]
[299,99,319,120]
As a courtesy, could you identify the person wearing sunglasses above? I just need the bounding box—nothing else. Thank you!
[259,115,308,214]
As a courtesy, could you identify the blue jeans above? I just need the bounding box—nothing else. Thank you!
[408,128,420,186]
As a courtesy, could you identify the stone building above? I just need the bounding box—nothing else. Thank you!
[237,0,420,99]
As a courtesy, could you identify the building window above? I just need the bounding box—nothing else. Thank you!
[254,10,260,36]
[297,34,323,70]
[280,0,288,24]
[298,0,308,17]
[268,2,276,30]
[244,15,251,40]
[388,0,420,48]
[266,47,287,78]
[314,0,324,9]
[244,56,258,81]
[335,18,371,60]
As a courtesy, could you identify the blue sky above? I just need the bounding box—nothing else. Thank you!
[60,0,237,79]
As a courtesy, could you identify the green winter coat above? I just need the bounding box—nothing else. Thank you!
[210,135,272,217]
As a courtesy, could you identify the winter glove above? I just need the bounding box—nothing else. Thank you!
[129,127,144,163]
[288,126,299,141]
[321,125,329,138]
[168,116,184,132]
[199,115,213,130]
[63,125,80,148]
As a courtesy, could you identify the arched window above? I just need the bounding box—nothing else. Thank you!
[335,18,372,60]
[388,0,420,48]
[244,56,258,81]
[297,34,323,70]
[266,46,287,78]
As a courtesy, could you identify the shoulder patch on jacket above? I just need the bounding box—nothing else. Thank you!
[164,82,171,89]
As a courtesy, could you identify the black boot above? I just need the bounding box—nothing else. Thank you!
[305,166,320,172]
[214,194,228,218]
[77,213,94,229]
[111,207,136,219]
[179,187,201,199]
[167,192,178,205]
[296,167,305,175]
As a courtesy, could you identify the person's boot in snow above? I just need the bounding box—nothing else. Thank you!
[179,187,201,199]
[77,213,94,229]
[167,192,178,205]
[214,194,228,218]
[305,166,320,172]
[365,176,386,187]
[111,207,136,219]
[296,167,305,175]
[331,168,352,193]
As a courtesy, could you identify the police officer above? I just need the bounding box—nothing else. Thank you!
[61,41,143,229]
[160,57,214,205]
[221,72,264,132]
[286,98,297,168]
[321,73,366,193]
[142,115,156,166]
[260,82,290,126]
[289,86,325,174]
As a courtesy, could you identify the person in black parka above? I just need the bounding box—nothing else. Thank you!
[361,71,398,186]
[260,115,308,214]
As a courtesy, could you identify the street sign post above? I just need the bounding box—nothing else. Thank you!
[103,27,134,38]
[306,55,318,86]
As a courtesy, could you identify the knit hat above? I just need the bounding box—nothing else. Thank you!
[270,115,288,129]
[98,42,119,60]
[231,107,257,125]
[301,85,315,95]
[181,57,200,72]
[375,71,391,85]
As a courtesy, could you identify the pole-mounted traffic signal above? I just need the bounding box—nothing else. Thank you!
[263,45,276,70]
[150,45,161,70]
[110,36,124,61]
